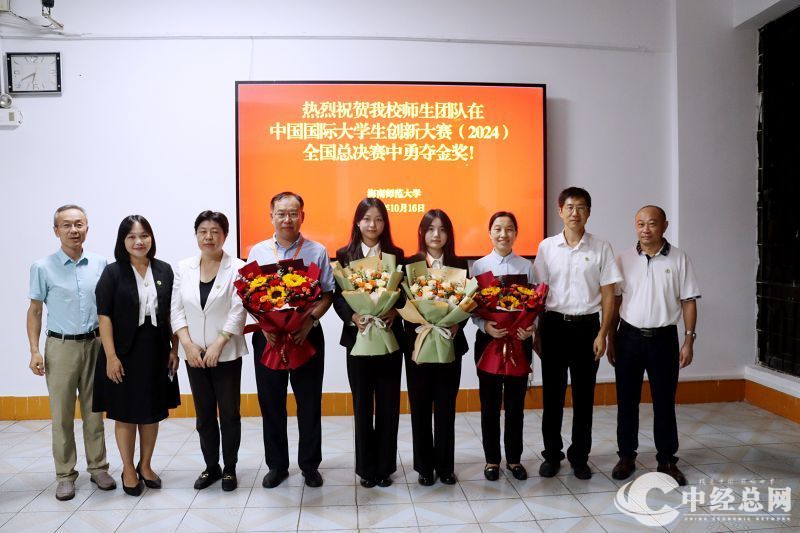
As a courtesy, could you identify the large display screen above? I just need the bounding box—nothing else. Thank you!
[236,82,546,259]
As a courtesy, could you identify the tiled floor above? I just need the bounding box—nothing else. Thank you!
[1,402,799,532]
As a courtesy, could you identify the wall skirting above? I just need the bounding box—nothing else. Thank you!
[0,378,753,420]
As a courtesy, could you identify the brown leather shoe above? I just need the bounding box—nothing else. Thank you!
[611,457,636,480]
[657,462,687,486]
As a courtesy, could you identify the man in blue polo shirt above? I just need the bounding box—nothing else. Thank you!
[247,191,335,489]
[27,205,116,500]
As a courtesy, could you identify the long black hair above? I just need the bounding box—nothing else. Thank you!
[344,198,400,260]
[416,209,459,265]
[114,215,156,263]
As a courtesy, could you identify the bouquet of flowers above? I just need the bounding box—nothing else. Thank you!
[332,253,404,355]
[473,271,548,376]
[398,261,478,364]
[235,259,322,370]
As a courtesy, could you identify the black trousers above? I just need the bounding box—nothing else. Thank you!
[614,321,680,465]
[253,328,324,473]
[404,352,461,475]
[186,357,243,470]
[347,350,402,480]
[475,331,531,465]
[540,312,600,466]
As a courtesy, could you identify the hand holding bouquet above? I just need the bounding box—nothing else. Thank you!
[398,261,478,364]
[332,253,404,355]
[235,260,322,370]
[473,272,548,376]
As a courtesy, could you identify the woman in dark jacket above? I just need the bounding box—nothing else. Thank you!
[93,215,180,496]
[332,198,405,488]
[404,209,468,486]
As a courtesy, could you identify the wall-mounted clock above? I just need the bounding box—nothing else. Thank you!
[5,52,61,95]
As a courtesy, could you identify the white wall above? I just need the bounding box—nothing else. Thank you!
[1,0,760,397]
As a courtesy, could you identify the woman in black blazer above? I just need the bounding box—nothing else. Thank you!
[93,215,180,496]
[332,198,405,488]
[404,209,468,486]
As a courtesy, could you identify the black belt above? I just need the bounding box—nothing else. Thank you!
[619,319,675,338]
[47,329,100,341]
[545,311,599,322]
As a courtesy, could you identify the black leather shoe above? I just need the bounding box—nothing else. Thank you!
[439,472,457,485]
[136,462,162,489]
[302,469,324,488]
[572,463,593,480]
[376,476,392,487]
[506,464,528,480]
[262,469,289,488]
[658,462,687,486]
[538,460,560,478]
[612,457,636,480]
[483,465,500,481]
[121,475,143,497]
[221,468,237,491]
[194,466,223,490]
[418,472,436,486]
[360,477,376,488]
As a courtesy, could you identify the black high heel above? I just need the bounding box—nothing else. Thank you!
[121,474,143,496]
[136,462,162,489]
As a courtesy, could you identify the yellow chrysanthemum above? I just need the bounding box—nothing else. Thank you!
[282,273,306,287]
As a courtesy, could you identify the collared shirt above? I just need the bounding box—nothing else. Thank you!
[533,231,623,315]
[248,233,335,292]
[29,249,108,334]
[616,240,701,328]
[361,242,381,258]
[471,249,536,332]
[132,264,158,327]
[426,252,443,269]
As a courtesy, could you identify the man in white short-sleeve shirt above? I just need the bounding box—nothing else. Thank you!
[607,205,700,486]
[533,187,623,481]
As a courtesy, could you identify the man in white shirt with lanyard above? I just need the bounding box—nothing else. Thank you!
[247,191,335,489]
[607,205,700,486]
[533,187,622,480]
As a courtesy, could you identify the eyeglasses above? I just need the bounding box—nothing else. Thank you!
[57,222,86,230]
[273,211,301,221]
[563,205,589,214]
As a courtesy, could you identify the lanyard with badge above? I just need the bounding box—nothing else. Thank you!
[271,237,305,263]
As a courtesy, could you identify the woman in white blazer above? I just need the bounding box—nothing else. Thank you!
[171,211,247,491]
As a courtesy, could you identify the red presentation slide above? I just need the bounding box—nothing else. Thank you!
[237,82,546,258]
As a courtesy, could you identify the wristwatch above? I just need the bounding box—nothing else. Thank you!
[685,330,697,339]
[311,316,320,328]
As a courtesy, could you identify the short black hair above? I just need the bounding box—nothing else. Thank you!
[270,191,304,211]
[558,187,592,209]
[114,215,156,263]
[194,210,230,236]
[488,211,518,232]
